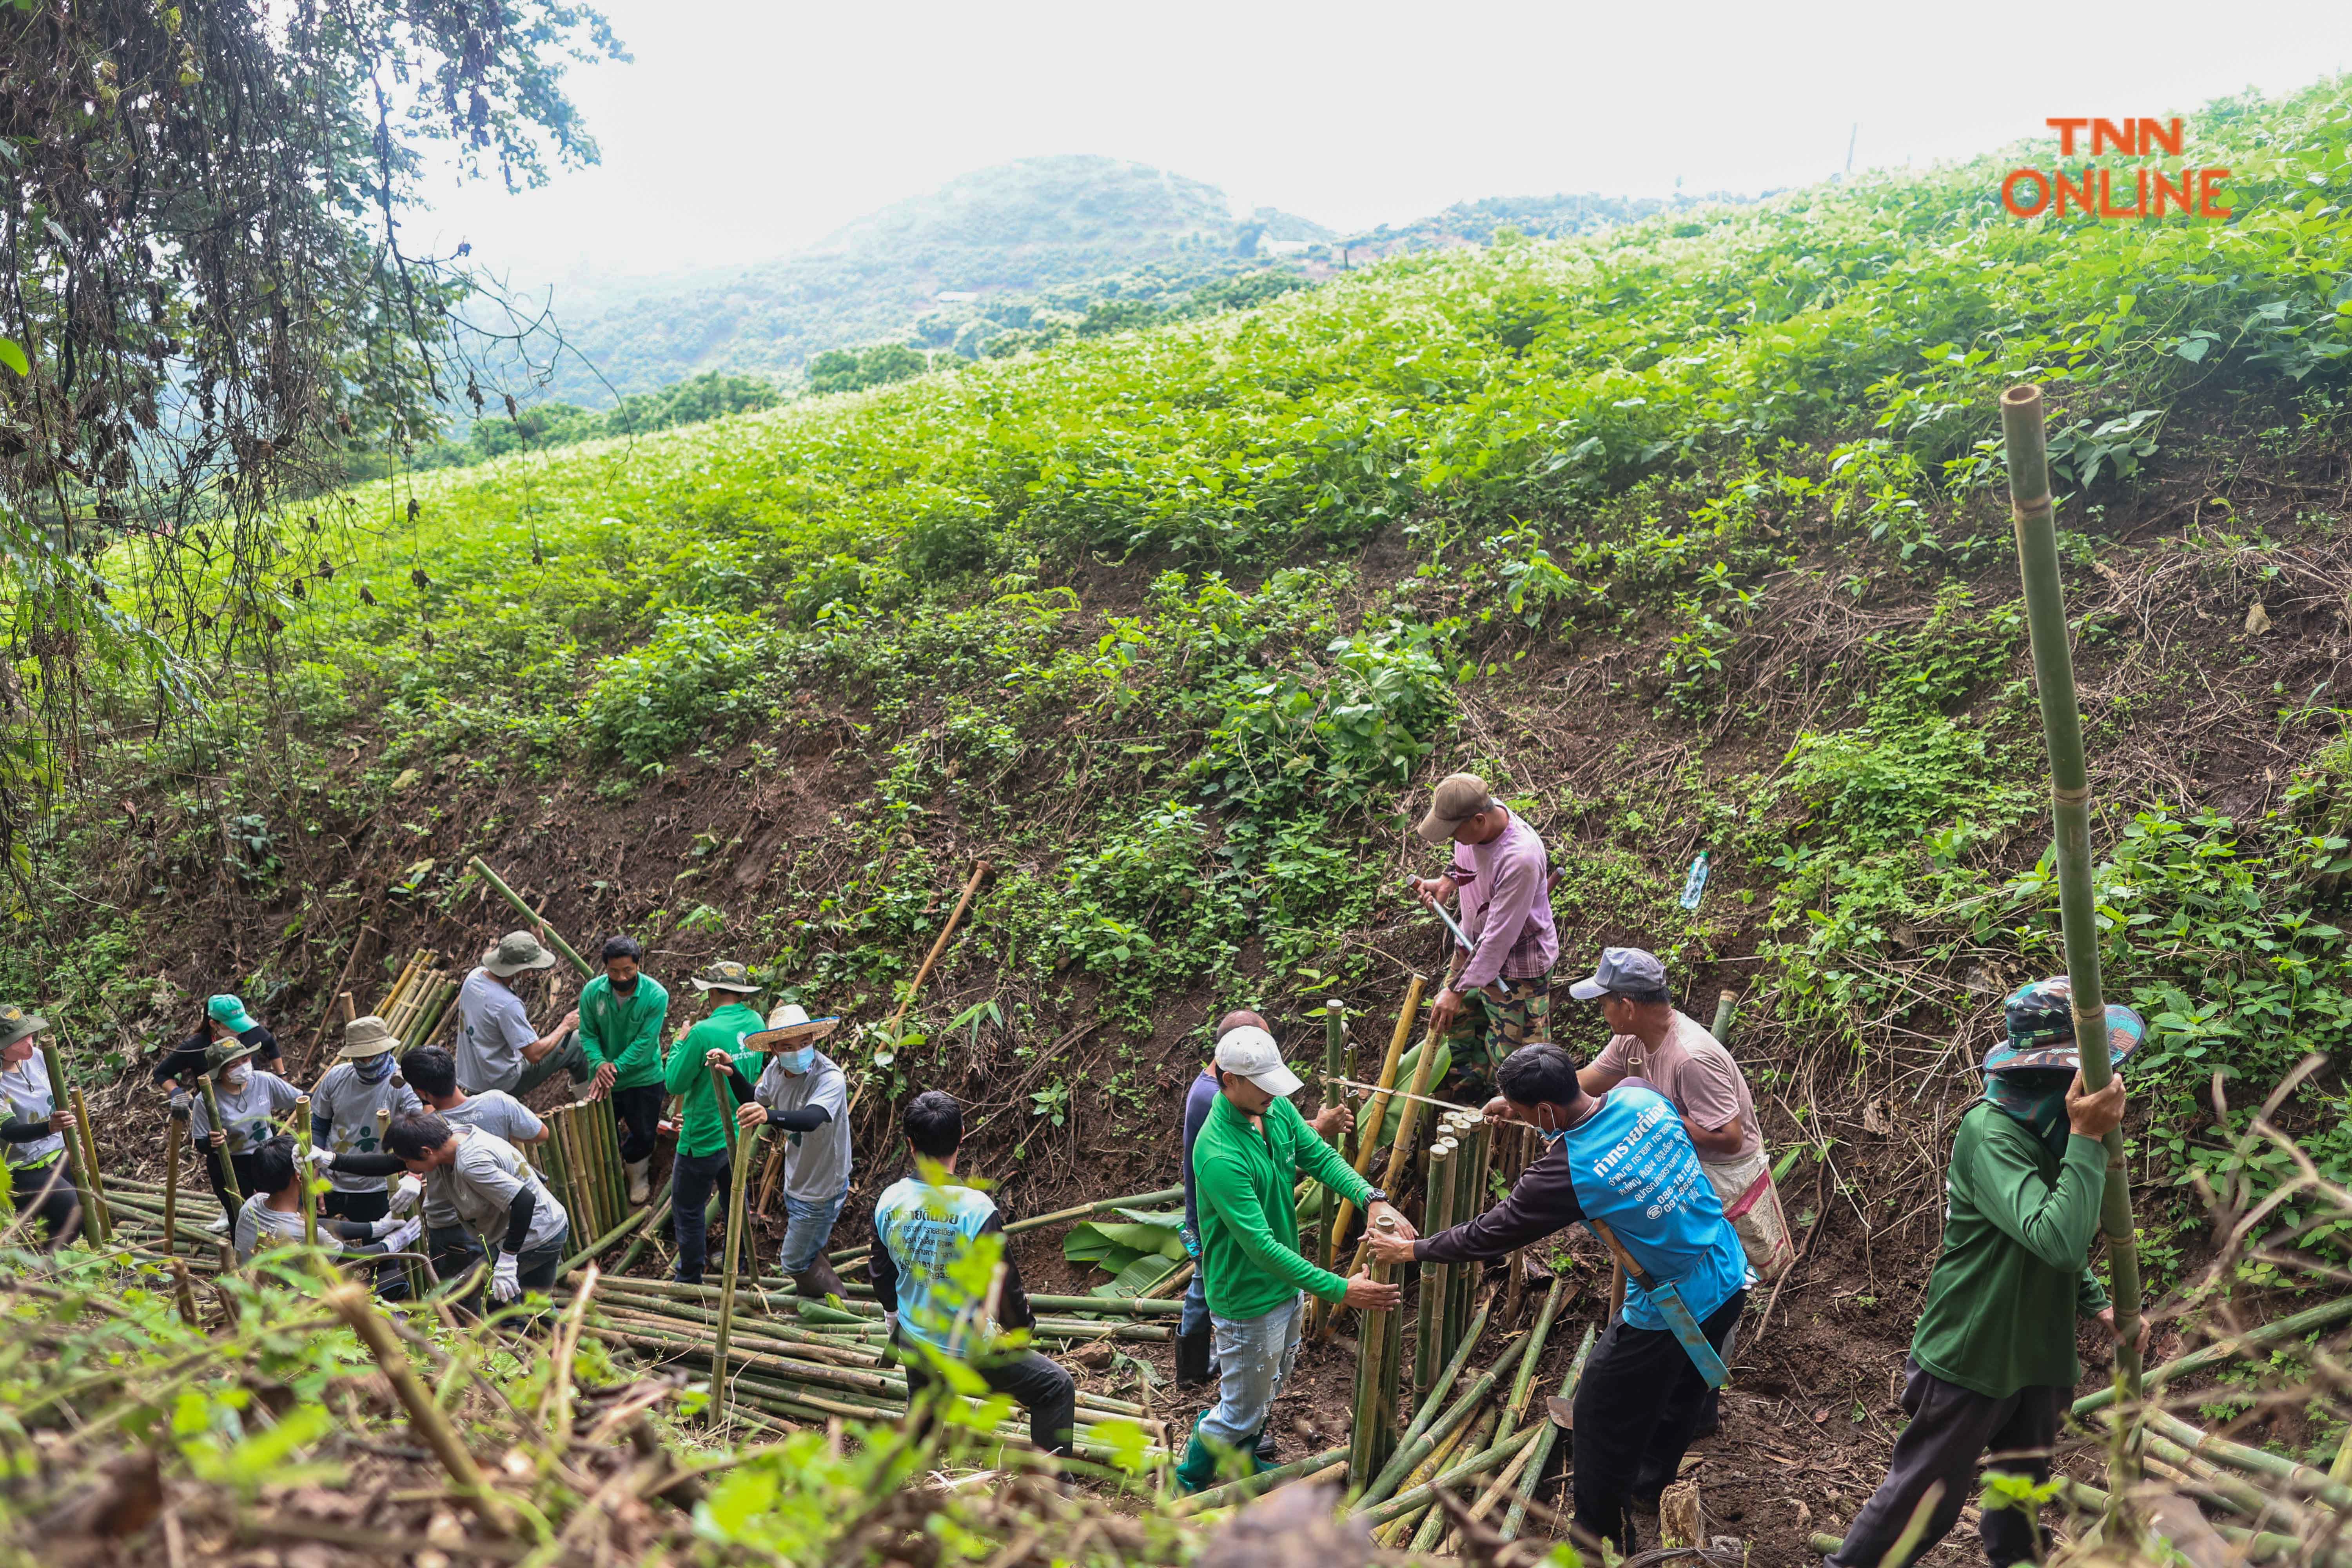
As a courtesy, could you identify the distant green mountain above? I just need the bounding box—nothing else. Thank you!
[534,155,1328,402]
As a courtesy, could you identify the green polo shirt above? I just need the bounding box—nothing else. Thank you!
[577,972,670,1092]
[1192,1090,1373,1321]
[1910,1102,2111,1398]
[661,1002,765,1159]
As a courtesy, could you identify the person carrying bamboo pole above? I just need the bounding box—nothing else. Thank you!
[1367,1042,1747,1552]
[0,1005,81,1249]
[664,960,766,1285]
[1179,1025,1408,1495]
[577,934,668,1205]
[310,1016,423,1226]
[385,1110,571,1310]
[872,1089,1077,1458]
[1175,1009,1353,1394]
[1825,979,2147,1568]
[454,931,586,1097]
[1409,773,1557,1081]
[735,1003,850,1303]
[188,1035,302,1232]
[235,1134,421,1265]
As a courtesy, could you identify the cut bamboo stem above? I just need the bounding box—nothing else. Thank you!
[468,857,592,975]
[1416,1139,1453,1405]
[162,1111,184,1259]
[1171,1445,1350,1515]
[199,1075,242,1209]
[1350,1210,1405,1489]
[324,1281,514,1533]
[1319,998,1346,1279]
[843,858,990,1122]
[294,1096,315,1247]
[1357,1327,1537,1511]
[1497,1321,1597,1543]
[710,1063,752,1425]
[1361,1424,1541,1529]
[2072,1294,2352,1416]
[69,1086,111,1240]
[1315,978,1426,1341]
[2003,381,2143,1400]
[38,1040,102,1243]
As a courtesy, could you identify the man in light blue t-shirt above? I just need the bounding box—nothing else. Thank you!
[1369,1041,1750,1553]
[871,1090,1075,1457]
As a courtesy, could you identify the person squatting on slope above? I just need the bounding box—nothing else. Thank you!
[1368,1042,1750,1552]
[233,1134,421,1265]
[385,1110,572,1310]
[736,1003,851,1304]
[454,930,587,1098]
[873,1089,1076,1458]
[1175,1009,1355,1404]
[0,1005,82,1248]
[664,960,765,1284]
[1180,1024,1409,1494]
[1410,772,1559,1080]
[576,934,669,1206]
[310,1015,423,1226]
[188,1034,301,1232]
[1826,979,2149,1568]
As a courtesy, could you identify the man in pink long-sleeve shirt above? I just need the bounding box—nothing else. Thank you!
[1410,772,1559,1076]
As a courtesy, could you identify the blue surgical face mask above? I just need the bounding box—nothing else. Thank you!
[355,1053,395,1083]
[778,1047,815,1075]
[1535,1105,1569,1145]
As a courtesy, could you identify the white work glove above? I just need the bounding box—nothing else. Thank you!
[372,1216,422,1252]
[490,1252,522,1304]
[883,1310,899,1339]
[305,1146,337,1171]
[387,1174,423,1217]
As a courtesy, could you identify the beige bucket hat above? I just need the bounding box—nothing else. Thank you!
[338,1015,402,1060]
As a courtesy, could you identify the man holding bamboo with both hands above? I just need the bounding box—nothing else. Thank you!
[1410,772,1558,1082]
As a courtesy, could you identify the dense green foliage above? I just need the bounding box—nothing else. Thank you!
[40,78,2352,1307]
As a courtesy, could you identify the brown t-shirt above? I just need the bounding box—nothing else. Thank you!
[1590,1010,1762,1163]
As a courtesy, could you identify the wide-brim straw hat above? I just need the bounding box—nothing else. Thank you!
[482,930,559,977]
[0,1004,47,1049]
[689,960,762,995]
[338,1014,402,1060]
[746,1003,842,1051]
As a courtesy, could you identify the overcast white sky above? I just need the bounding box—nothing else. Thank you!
[421,0,2352,286]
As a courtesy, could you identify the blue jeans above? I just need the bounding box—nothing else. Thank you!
[1180,1268,1209,1337]
[778,1186,848,1273]
[1201,1294,1304,1450]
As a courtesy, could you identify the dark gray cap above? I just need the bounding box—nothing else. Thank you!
[1567,946,1668,1001]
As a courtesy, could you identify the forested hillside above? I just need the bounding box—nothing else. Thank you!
[18,74,2352,1567]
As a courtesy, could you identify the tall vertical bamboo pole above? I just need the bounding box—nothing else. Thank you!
[1350,1210,1405,1489]
[69,1087,111,1240]
[1312,976,1424,1339]
[709,1062,753,1425]
[1319,999,1346,1277]
[199,1076,241,1208]
[1414,1141,1453,1404]
[2002,383,2144,1398]
[294,1095,316,1247]
[162,1112,184,1259]
[38,1040,101,1241]
[468,858,593,976]
[1710,989,1739,1044]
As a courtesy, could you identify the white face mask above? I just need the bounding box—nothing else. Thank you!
[222,1065,252,1092]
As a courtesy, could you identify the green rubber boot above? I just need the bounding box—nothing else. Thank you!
[1175,1419,1221,1495]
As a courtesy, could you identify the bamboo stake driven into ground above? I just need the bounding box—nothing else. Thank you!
[1313,976,1425,1340]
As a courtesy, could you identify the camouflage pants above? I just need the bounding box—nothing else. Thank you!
[1451,974,1551,1077]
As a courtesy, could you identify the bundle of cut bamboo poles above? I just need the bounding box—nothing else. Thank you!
[532,1099,628,1247]
[375,950,459,1048]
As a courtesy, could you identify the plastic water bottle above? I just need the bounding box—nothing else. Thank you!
[1679,850,1711,911]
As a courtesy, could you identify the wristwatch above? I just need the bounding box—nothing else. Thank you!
[1364,1188,1389,1206]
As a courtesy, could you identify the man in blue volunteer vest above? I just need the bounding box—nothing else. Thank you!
[1368,1040,1750,1552]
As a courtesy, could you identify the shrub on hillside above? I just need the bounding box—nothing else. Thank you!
[581,610,786,769]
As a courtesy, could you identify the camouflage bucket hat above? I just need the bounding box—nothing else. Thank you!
[482,930,559,978]
[1983,976,2145,1074]
[0,1004,48,1049]
[690,960,762,995]
[203,1038,260,1076]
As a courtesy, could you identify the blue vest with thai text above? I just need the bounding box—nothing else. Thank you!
[1566,1085,1750,1332]
[874,1174,1003,1355]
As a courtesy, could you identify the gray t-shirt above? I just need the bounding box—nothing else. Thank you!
[425,1092,544,1227]
[312,1063,424,1194]
[754,1052,852,1204]
[234,1194,325,1263]
[0,1060,63,1170]
[434,1127,566,1255]
[455,968,541,1094]
[191,1070,301,1156]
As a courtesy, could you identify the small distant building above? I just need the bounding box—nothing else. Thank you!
[934,289,980,303]
[1258,237,1311,258]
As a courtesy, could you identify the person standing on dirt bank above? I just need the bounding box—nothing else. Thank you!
[1825,979,2148,1568]
[454,931,588,1098]
[1572,947,1794,1282]
[386,1110,572,1309]
[664,961,766,1285]
[152,993,281,1099]
[737,1003,851,1305]
[310,1016,424,1225]
[576,935,668,1206]
[0,1005,82,1248]
[1176,1009,1354,1397]
[873,1089,1076,1458]
[1179,1025,1408,1494]
[189,1036,302,1231]
[1411,772,1558,1079]
[1369,1042,1749,1552]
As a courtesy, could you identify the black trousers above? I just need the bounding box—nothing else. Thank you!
[17,1158,82,1249]
[1572,1289,1746,1553]
[899,1337,1077,1457]
[669,1148,731,1283]
[206,1148,262,1219]
[323,1187,391,1225]
[1826,1359,2060,1568]
[611,1083,664,1166]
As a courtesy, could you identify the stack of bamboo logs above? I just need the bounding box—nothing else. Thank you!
[376,951,459,1049]
[534,1100,629,1249]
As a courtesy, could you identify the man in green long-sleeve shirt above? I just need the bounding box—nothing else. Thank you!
[660,960,764,1283]
[1179,1023,1412,1494]
[578,935,670,1205]
[1830,978,2150,1568]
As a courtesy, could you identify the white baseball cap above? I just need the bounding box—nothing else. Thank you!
[1214,1026,1303,1097]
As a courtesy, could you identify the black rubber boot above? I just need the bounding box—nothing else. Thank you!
[1255,1424,1278,1466]
[1175,1323,1213,1389]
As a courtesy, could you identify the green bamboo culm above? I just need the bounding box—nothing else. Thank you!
[2001,383,2146,1402]
[1319,998,1345,1278]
